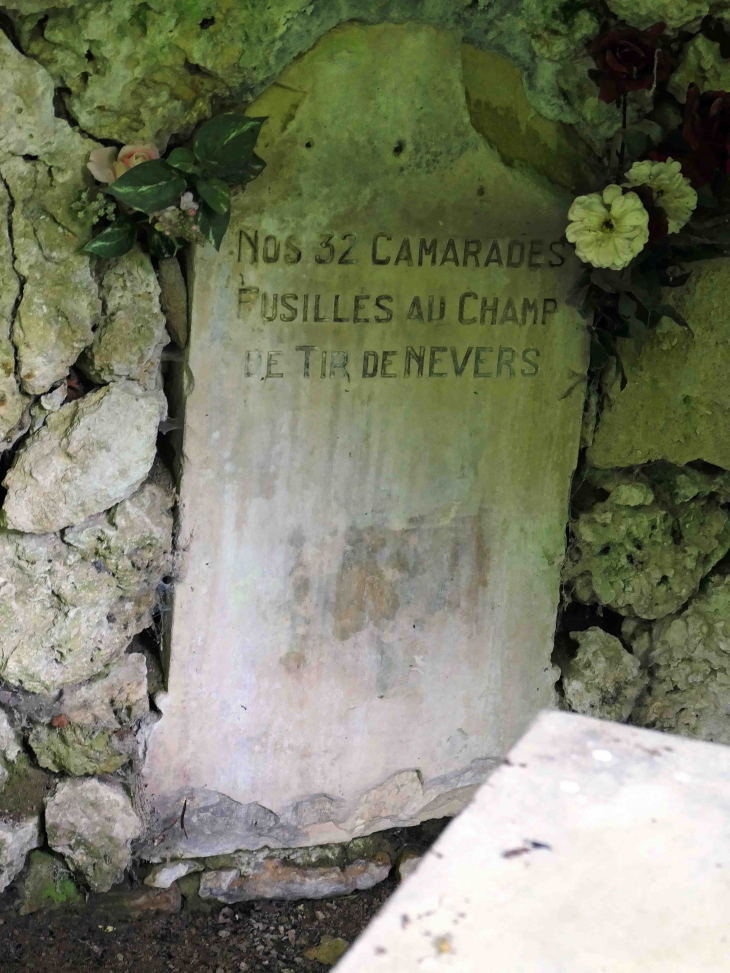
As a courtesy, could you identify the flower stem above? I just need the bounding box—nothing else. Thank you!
[618,93,628,178]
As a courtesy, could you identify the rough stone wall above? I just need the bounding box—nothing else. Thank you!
[0,0,729,904]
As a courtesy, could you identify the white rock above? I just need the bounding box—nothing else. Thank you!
[344,770,424,833]
[0,815,42,892]
[59,654,149,729]
[0,475,173,693]
[2,380,165,532]
[0,709,21,762]
[563,628,647,723]
[144,860,203,889]
[397,852,423,882]
[45,778,142,892]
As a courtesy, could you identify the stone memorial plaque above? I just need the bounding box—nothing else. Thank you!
[143,23,588,857]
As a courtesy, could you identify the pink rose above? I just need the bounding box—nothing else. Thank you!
[87,142,159,184]
[87,146,118,183]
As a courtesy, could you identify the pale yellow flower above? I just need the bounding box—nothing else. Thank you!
[623,157,697,233]
[566,185,649,270]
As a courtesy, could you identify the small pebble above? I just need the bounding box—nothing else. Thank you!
[218,929,232,939]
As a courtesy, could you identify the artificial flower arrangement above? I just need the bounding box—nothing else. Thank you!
[82,113,266,259]
[565,22,730,385]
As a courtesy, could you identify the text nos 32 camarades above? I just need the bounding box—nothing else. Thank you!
[235,229,567,382]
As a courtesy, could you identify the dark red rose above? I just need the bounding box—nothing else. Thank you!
[589,23,672,105]
[681,84,730,185]
[627,184,668,247]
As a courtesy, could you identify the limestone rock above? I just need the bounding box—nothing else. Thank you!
[2,381,165,533]
[562,628,647,723]
[28,723,128,775]
[58,653,149,729]
[0,476,173,693]
[10,0,613,158]
[606,0,714,30]
[0,813,42,892]
[0,709,22,763]
[563,466,730,619]
[630,575,730,743]
[303,937,350,966]
[79,248,168,389]
[144,860,203,889]
[397,850,422,882]
[157,257,188,348]
[18,849,82,915]
[199,855,390,903]
[589,262,730,471]
[345,770,424,834]
[3,156,100,396]
[63,464,174,593]
[45,778,142,892]
[0,30,90,168]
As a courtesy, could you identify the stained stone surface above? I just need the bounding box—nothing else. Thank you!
[589,261,730,471]
[143,24,587,856]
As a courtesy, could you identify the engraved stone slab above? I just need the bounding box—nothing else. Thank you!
[142,23,588,858]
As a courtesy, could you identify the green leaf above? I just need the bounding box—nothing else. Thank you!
[196,177,231,215]
[167,147,198,174]
[198,201,230,251]
[147,227,181,259]
[656,303,692,332]
[618,292,638,320]
[194,114,266,173]
[83,217,137,257]
[104,159,187,214]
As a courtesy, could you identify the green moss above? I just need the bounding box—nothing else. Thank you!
[28,724,129,776]
[0,754,52,820]
[19,850,82,915]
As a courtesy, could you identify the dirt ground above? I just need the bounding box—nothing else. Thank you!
[0,876,397,972]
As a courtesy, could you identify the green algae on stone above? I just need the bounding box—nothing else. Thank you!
[606,0,716,30]
[28,723,129,775]
[564,465,730,619]
[589,260,730,471]
[19,849,82,915]
[630,574,730,743]
[0,754,52,821]
[11,0,609,154]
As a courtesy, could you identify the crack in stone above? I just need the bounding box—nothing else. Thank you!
[0,167,25,386]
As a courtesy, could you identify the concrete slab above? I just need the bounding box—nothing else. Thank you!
[337,711,730,972]
[142,24,588,857]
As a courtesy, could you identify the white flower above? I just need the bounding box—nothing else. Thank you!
[623,157,697,233]
[566,185,649,270]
